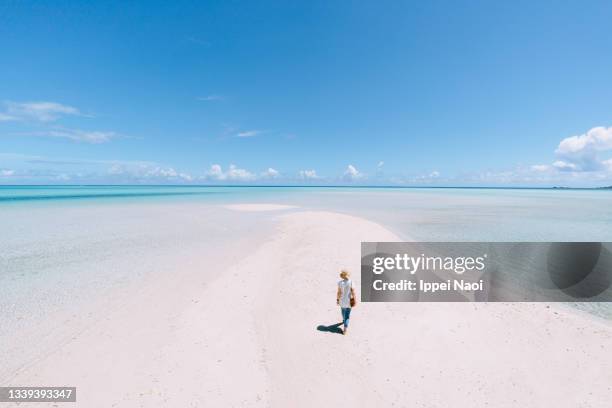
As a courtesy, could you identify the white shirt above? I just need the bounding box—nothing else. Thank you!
[338,279,353,308]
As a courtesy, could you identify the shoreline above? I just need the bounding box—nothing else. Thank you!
[2,205,612,407]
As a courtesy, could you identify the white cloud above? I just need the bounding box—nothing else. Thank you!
[107,164,193,182]
[147,167,178,178]
[528,126,612,177]
[530,164,550,172]
[147,167,193,181]
[226,165,256,180]
[0,101,117,144]
[2,101,82,122]
[0,155,199,184]
[375,161,385,177]
[343,164,363,181]
[38,128,117,144]
[1,100,119,144]
[236,130,261,138]
[107,164,124,175]
[552,160,578,171]
[411,170,442,183]
[0,154,157,168]
[556,126,612,155]
[12,129,117,143]
[207,164,224,179]
[261,167,279,178]
[206,164,256,181]
[552,126,612,172]
[299,169,318,179]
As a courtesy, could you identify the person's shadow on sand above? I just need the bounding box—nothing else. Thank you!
[316,322,343,335]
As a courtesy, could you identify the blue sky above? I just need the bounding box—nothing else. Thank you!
[1,0,612,186]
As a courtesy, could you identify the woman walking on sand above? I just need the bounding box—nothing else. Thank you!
[336,270,356,335]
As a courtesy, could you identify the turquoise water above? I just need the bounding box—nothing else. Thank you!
[0,185,231,202]
[1,186,611,326]
[2,185,612,241]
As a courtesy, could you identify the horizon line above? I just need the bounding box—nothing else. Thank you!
[1,184,611,190]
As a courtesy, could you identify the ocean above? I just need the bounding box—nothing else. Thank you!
[1,185,611,335]
[2,185,611,241]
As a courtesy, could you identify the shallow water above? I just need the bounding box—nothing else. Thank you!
[2,186,612,321]
[2,186,611,241]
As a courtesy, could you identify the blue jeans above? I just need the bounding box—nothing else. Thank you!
[341,307,352,328]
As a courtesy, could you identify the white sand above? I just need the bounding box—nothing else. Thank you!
[5,209,612,407]
[224,203,297,211]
